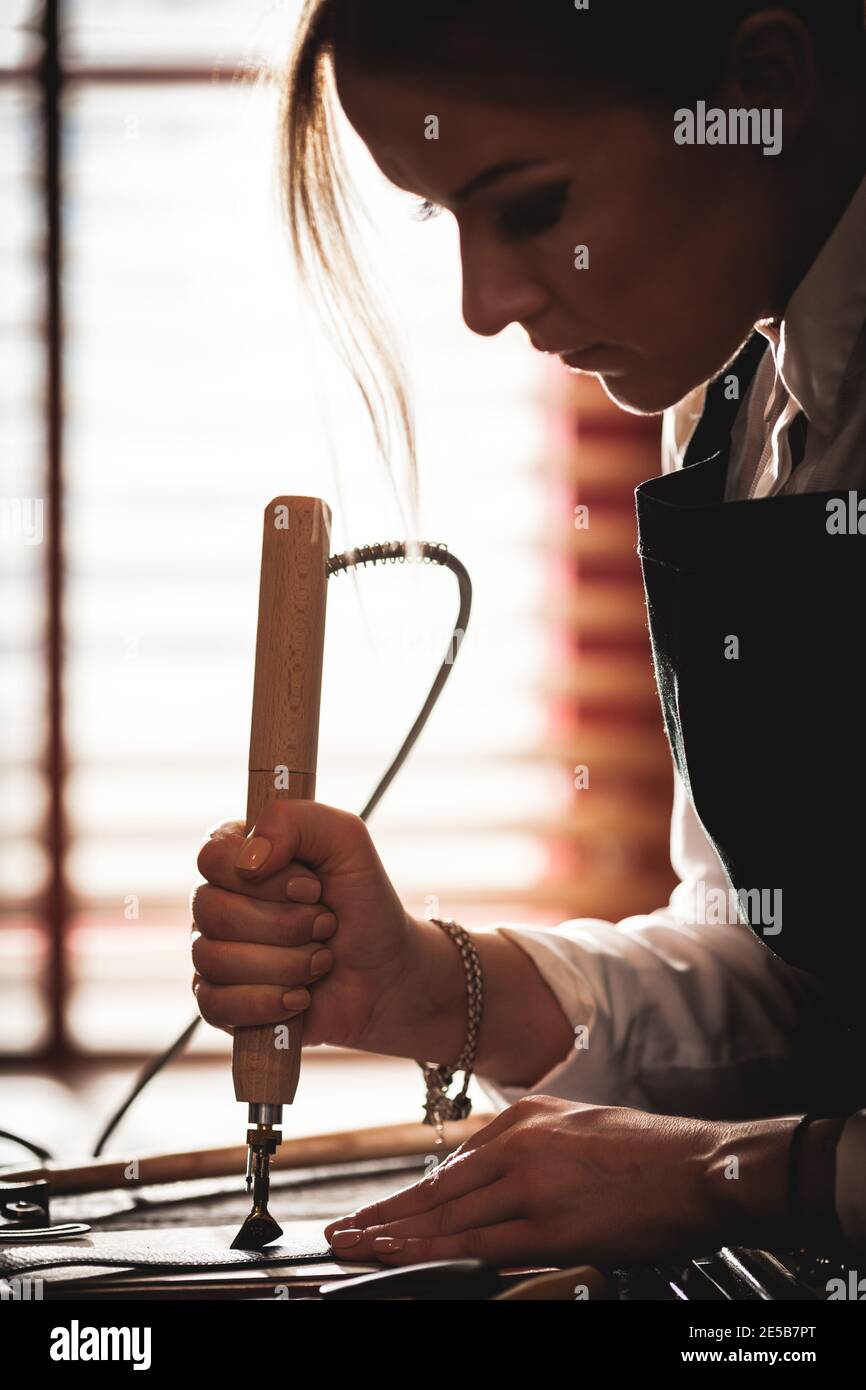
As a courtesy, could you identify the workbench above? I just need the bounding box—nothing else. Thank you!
[1,1150,842,1301]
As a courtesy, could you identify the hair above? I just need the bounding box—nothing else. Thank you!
[280,1,866,503]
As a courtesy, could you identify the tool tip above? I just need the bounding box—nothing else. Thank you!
[230,1213,284,1251]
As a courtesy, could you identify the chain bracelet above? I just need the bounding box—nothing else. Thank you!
[417,918,484,1143]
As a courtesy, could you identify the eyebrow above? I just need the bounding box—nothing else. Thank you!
[450,158,545,205]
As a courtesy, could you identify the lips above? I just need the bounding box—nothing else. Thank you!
[528,335,624,373]
[559,344,605,361]
[530,338,591,355]
[558,344,625,374]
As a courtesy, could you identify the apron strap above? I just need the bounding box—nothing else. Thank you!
[684,330,770,469]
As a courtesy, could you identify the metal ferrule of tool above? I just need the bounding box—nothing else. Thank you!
[245,1104,282,1206]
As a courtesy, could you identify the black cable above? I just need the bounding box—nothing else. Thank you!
[91,1017,202,1159]
[327,542,472,820]
[0,1128,54,1162]
[89,541,471,1157]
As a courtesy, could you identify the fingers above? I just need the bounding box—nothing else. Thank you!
[197,829,322,903]
[323,1144,502,1241]
[322,1126,542,1267]
[330,1177,517,1251]
[329,1219,538,1268]
[191,933,333,989]
[192,838,339,1034]
[192,881,335,1002]
[193,978,311,1029]
[190,883,336,949]
[191,973,234,1035]
[211,801,369,885]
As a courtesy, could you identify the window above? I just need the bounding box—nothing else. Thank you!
[1,1,575,1058]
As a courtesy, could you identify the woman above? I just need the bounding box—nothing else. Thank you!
[191,1,866,1267]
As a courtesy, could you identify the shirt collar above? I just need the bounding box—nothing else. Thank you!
[754,171,866,436]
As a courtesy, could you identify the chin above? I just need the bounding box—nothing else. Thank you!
[594,367,696,417]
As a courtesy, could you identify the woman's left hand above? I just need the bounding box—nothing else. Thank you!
[324,1096,793,1267]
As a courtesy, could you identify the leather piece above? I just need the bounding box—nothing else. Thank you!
[0,1222,331,1277]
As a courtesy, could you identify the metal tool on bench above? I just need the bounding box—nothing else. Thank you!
[230,496,331,1251]
[0,1176,90,1242]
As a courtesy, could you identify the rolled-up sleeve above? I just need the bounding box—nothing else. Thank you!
[477,770,847,1120]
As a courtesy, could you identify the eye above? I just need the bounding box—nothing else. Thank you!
[411,197,442,223]
[495,180,570,243]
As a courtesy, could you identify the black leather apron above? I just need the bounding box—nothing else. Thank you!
[636,332,866,1111]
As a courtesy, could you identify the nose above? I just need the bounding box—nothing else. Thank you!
[458,227,550,340]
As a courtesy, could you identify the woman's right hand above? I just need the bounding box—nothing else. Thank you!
[190,800,461,1059]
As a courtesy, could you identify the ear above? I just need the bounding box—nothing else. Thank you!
[719,8,819,142]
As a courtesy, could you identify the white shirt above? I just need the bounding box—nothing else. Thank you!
[481,170,866,1249]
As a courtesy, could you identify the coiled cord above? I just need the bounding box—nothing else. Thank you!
[327,541,471,820]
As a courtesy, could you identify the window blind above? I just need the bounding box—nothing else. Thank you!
[0,72,49,1052]
[1,1,678,1061]
[0,2,575,1055]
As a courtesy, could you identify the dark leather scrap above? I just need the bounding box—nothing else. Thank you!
[0,1223,331,1277]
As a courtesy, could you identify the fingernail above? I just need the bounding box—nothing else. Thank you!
[285,876,320,903]
[331,1229,362,1249]
[312,913,337,941]
[282,988,310,1011]
[236,836,272,872]
[373,1237,405,1253]
[310,949,332,979]
[326,1221,355,1238]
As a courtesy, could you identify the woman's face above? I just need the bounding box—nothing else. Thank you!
[335,66,787,414]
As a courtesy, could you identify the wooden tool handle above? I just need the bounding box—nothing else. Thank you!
[232,495,331,1108]
[2,1116,496,1195]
